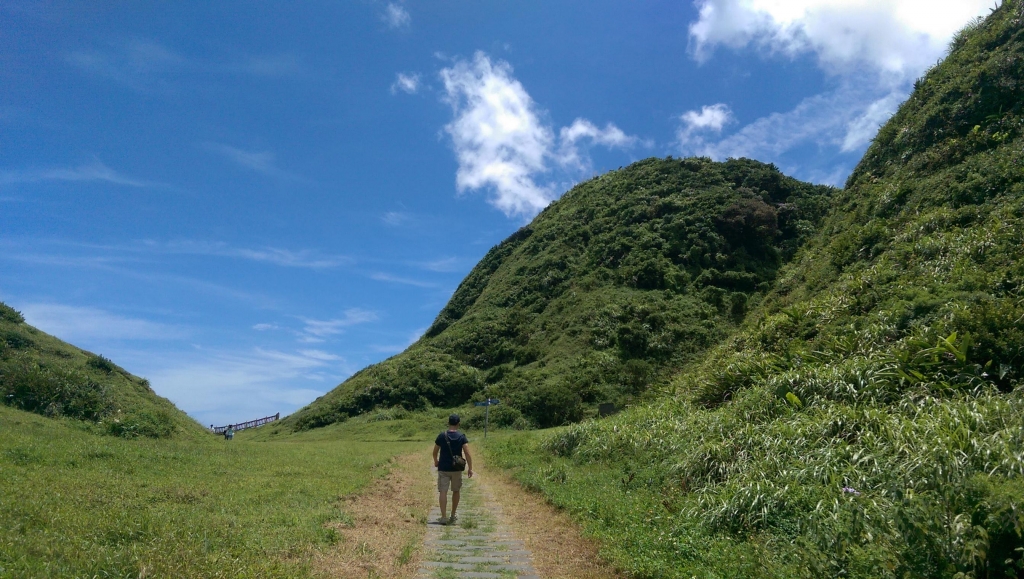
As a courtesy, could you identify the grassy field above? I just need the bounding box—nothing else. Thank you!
[0,405,440,579]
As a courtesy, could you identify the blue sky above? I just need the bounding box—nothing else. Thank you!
[1,0,993,426]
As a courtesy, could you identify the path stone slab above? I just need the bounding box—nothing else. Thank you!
[419,469,539,579]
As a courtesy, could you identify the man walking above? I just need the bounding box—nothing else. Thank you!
[433,414,473,525]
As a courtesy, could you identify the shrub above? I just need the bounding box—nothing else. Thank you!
[462,404,524,430]
[105,409,176,438]
[87,354,116,373]
[2,330,33,350]
[509,382,584,428]
[0,302,25,324]
[0,359,110,421]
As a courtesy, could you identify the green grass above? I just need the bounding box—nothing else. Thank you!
[0,405,429,578]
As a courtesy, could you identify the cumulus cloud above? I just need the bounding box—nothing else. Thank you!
[391,72,421,94]
[440,52,640,217]
[679,0,995,181]
[689,0,995,80]
[558,119,638,171]
[441,53,556,216]
[677,104,735,150]
[384,3,411,28]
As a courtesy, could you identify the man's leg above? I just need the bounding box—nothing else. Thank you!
[439,491,448,519]
[437,472,451,522]
[451,491,460,517]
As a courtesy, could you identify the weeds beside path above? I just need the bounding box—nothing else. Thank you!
[474,451,625,579]
[315,452,436,579]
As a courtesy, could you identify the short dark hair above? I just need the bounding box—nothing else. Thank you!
[448,414,460,425]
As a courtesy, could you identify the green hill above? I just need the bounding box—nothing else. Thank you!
[286,158,835,430]
[490,3,1024,578]
[0,301,200,438]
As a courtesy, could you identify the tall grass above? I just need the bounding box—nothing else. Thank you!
[490,385,1024,578]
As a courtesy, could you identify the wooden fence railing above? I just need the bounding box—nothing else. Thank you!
[211,413,280,434]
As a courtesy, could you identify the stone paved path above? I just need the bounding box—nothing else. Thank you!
[417,470,541,579]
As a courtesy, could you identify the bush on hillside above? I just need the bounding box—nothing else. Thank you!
[2,330,34,350]
[461,403,526,431]
[105,408,176,438]
[0,302,25,324]
[87,354,117,373]
[0,358,111,421]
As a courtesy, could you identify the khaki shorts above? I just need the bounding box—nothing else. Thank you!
[437,470,463,493]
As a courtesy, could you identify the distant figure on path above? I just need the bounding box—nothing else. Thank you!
[224,425,234,440]
[433,414,473,525]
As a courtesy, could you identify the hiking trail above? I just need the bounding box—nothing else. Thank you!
[418,470,540,579]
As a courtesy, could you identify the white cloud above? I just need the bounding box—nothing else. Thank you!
[301,309,378,338]
[840,90,906,151]
[678,82,904,179]
[391,72,420,94]
[0,160,166,189]
[382,211,411,226]
[69,40,307,91]
[202,142,300,180]
[441,52,641,217]
[558,119,638,170]
[152,240,352,268]
[689,0,995,80]
[416,257,461,273]
[681,104,735,132]
[138,347,352,426]
[252,323,278,331]
[677,103,735,150]
[441,52,555,217]
[298,349,342,361]
[679,1,995,181]
[370,272,438,288]
[384,3,411,28]
[20,303,188,343]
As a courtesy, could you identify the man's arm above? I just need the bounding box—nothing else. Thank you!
[463,444,473,478]
[433,444,440,468]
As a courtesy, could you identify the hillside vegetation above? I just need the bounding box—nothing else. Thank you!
[288,158,834,430]
[0,301,198,438]
[493,3,1024,578]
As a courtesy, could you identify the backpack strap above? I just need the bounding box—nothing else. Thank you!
[443,431,457,457]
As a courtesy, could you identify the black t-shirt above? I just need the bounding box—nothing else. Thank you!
[435,430,469,472]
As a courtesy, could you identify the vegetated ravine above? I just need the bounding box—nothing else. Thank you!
[2,2,1021,578]
[285,158,835,430]
[296,2,1024,577]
